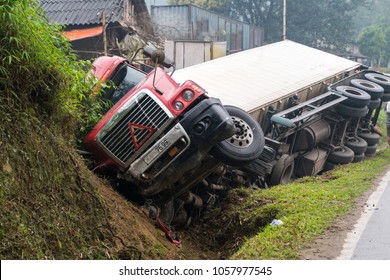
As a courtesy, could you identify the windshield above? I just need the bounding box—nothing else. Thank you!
[104,64,146,104]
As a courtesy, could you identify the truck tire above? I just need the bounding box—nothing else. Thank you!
[336,86,371,107]
[352,153,365,163]
[364,73,390,92]
[350,79,384,100]
[345,136,368,155]
[211,105,265,167]
[240,159,273,177]
[259,145,277,163]
[365,144,377,157]
[150,200,175,225]
[269,154,294,185]
[358,131,381,146]
[327,146,354,165]
[368,98,381,109]
[336,103,369,118]
[381,93,390,102]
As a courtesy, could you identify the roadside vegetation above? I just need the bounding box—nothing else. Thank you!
[196,111,390,259]
[0,0,171,260]
[190,129,390,259]
[233,148,390,259]
[1,0,390,260]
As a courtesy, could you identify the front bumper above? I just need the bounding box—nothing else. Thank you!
[128,123,190,180]
[127,98,236,197]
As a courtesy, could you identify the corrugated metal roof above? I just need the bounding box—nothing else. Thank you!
[40,0,124,26]
[172,40,361,113]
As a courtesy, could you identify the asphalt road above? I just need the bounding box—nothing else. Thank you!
[338,169,390,260]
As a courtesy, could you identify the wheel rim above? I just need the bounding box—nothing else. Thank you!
[227,116,254,148]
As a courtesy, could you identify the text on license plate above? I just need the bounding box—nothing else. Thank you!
[156,139,170,153]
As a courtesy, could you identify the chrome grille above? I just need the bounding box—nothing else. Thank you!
[100,94,171,164]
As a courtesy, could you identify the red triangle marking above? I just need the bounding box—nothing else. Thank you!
[128,122,156,150]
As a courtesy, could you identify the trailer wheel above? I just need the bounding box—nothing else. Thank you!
[211,105,265,167]
[336,86,371,107]
[381,93,390,102]
[352,153,365,163]
[365,144,377,157]
[350,79,384,100]
[327,146,354,165]
[336,103,369,118]
[358,131,381,146]
[269,154,294,186]
[364,73,390,92]
[368,98,381,109]
[345,136,368,155]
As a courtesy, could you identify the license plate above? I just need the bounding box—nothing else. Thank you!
[156,139,170,153]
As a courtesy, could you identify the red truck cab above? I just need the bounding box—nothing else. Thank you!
[83,50,238,201]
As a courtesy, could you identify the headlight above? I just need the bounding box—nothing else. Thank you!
[182,90,194,101]
[174,101,184,110]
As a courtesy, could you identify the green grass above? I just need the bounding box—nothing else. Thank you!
[229,148,390,259]
[0,110,111,259]
[188,110,390,260]
[0,1,140,260]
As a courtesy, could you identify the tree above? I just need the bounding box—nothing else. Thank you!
[229,0,283,43]
[169,0,369,51]
[357,25,389,67]
[286,0,369,50]
[354,0,390,32]
[353,0,390,67]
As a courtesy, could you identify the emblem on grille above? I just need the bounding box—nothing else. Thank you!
[127,122,156,150]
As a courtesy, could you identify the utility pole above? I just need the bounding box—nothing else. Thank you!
[102,12,108,56]
[282,0,286,40]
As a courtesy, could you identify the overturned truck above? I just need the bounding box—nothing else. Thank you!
[173,40,390,184]
[84,40,390,229]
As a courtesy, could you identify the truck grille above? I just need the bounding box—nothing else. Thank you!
[99,94,171,164]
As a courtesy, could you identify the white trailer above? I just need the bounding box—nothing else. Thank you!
[173,40,360,122]
[172,40,390,186]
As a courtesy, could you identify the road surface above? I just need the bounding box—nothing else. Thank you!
[338,169,390,259]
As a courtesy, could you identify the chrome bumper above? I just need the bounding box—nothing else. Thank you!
[127,123,190,180]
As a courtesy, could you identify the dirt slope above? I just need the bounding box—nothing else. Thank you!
[0,109,208,259]
[92,175,195,259]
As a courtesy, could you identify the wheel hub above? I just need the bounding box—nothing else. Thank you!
[227,116,254,148]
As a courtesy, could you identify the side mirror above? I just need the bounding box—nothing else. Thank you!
[143,46,174,69]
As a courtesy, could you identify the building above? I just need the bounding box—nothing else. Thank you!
[40,0,153,59]
[150,4,264,54]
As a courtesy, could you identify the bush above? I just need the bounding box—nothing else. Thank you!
[0,0,106,141]
[0,0,121,259]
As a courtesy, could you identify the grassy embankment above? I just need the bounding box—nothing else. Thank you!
[220,111,390,259]
[0,0,175,260]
